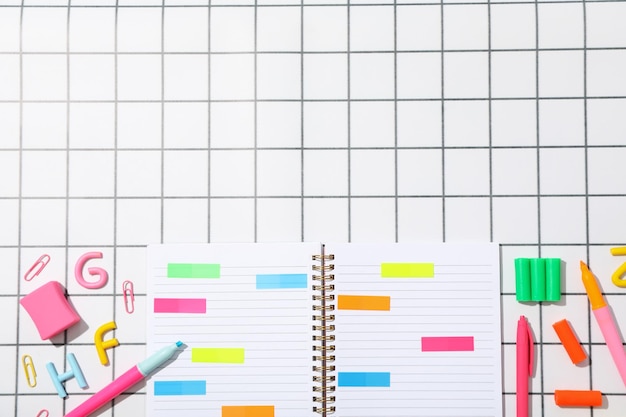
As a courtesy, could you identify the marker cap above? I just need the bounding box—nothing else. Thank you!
[554,390,602,407]
[515,258,531,302]
[552,319,587,364]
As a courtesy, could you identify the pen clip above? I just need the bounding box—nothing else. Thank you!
[527,320,534,376]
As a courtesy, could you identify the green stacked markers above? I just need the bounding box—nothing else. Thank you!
[515,257,561,302]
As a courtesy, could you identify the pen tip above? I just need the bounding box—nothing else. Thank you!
[176,341,183,347]
[580,261,589,271]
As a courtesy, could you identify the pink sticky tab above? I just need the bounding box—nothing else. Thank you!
[20,281,81,340]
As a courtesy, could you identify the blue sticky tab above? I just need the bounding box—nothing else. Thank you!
[256,274,308,289]
[338,372,391,387]
[154,380,206,396]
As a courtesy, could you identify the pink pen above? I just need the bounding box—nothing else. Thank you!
[65,341,183,417]
[516,315,533,417]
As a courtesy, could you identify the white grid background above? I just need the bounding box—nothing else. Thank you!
[1,0,626,416]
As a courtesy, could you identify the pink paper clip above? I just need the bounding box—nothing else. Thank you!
[36,410,49,417]
[24,254,50,281]
[122,280,135,314]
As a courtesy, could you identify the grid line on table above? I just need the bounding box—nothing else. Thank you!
[159,0,165,244]
[254,0,258,243]
[4,144,626,151]
[61,2,70,413]
[438,0,445,240]
[581,0,595,404]
[299,0,304,242]
[393,1,399,242]
[5,95,626,102]
[346,2,352,242]
[532,0,546,411]
[207,1,212,242]
[486,0,494,244]
[2,1,623,7]
[12,0,24,413]
[110,1,120,412]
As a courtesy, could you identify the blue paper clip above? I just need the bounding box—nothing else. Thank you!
[24,254,50,281]
[123,280,135,314]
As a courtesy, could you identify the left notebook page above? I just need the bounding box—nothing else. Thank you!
[146,243,320,417]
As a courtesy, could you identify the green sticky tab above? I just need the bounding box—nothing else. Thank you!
[515,258,532,302]
[530,258,546,301]
[167,263,220,279]
[191,348,244,364]
[545,258,561,301]
[381,263,434,278]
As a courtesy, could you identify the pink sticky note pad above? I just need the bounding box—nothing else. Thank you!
[20,281,81,340]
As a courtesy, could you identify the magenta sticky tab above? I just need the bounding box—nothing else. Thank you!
[20,281,81,340]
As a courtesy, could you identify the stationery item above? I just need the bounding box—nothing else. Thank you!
[21,354,37,388]
[515,258,561,302]
[94,321,119,366]
[580,261,626,386]
[516,315,534,417]
[146,243,503,417]
[36,410,49,417]
[24,254,50,281]
[554,389,602,407]
[46,353,87,398]
[530,259,546,301]
[65,341,184,417]
[122,280,135,314]
[610,247,626,287]
[19,281,81,340]
[552,319,587,364]
[515,258,532,301]
[75,251,109,289]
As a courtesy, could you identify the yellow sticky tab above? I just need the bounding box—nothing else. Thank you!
[381,263,435,278]
[191,348,245,364]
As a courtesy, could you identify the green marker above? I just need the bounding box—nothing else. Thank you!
[545,258,561,301]
[530,258,546,301]
[515,258,532,302]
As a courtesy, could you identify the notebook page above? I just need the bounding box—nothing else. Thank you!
[146,243,319,417]
[327,243,502,417]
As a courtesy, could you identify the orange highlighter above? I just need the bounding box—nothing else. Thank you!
[581,261,626,387]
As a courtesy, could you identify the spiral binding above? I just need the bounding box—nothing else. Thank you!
[312,247,336,416]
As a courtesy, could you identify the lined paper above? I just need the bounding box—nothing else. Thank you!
[146,243,318,417]
[328,243,502,417]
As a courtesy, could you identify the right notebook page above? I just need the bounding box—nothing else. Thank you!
[326,243,502,417]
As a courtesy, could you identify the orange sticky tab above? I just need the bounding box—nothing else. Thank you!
[221,405,274,417]
[552,319,587,364]
[337,295,391,311]
[555,390,602,407]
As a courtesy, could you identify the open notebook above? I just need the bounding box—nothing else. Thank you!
[146,243,502,417]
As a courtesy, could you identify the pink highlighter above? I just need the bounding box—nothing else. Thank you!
[516,315,533,417]
[65,341,183,417]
